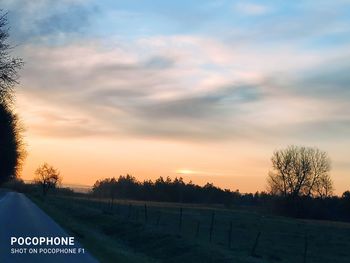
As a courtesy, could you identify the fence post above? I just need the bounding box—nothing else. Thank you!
[179,207,183,233]
[135,207,139,221]
[127,204,132,219]
[144,204,148,223]
[156,211,161,226]
[228,221,233,249]
[303,232,308,263]
[195,220,200,238]
[106,199,110,211]
[251,231,261,257]
[99,194,102,209]
[209,211,215,242]
[111,198,114,212]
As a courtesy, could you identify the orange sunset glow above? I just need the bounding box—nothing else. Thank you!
[4,0,349,195]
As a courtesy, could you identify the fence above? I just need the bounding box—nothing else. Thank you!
[55,195,350,263]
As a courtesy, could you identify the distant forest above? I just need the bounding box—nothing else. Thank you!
[91,175,350,222]
[93,175,240,204]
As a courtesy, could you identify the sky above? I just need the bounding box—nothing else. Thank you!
[3,0,350,194]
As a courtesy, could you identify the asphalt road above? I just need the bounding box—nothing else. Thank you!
[0,191,99,263]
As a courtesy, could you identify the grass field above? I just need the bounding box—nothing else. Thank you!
[29,194,350,263]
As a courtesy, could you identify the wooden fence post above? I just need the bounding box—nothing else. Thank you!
[228,221,233,249]
[196,220,200,238]
[179,207,183,233]
[111,198,114,211]
[156,211,161,226]
[127,204,132,219]
[303,232,308,263]
[251,231,261,257]
[135,207,139,221]
[144,204,148,223]
[209,211,215,242]
[116,203,120,214]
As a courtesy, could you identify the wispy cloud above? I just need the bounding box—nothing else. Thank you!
[233,2,270,16]
[14,35,350,143]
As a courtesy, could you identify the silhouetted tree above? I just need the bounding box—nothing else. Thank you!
[34,163,61,195]
[0,103,24,184]
[341,191,350,219]
[0,11,24,184]
[267,145,333,198]
[342,191,350,200]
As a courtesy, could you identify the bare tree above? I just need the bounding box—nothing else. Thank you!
[34,163,62,195]
[314,173,333,199]
[0,11,23,104]
[267,145,333,198]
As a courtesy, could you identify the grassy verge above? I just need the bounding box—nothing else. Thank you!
[28,194,157,263]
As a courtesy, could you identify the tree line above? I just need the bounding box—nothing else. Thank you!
[90,173,350,222]
[92,145,335,203]
[92,174,240,204]
[90,146,350,222]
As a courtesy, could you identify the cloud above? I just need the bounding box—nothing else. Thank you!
[126,85,262,130]
[295,58,350,100]
[3,0,96,43]
[15,36,349,144]
[233,2,270,16]
[15,38,269,140]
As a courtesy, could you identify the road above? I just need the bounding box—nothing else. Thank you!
[0,191,99,263]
